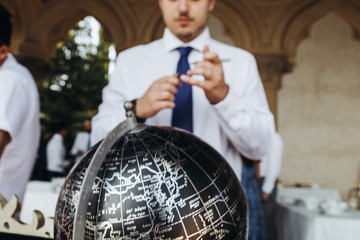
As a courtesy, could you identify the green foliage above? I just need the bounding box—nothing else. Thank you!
[39,18,110,145]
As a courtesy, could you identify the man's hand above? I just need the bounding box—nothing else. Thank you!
[0,130,10,158]
[181,45,229,104]
[261,191,271,202]
[136,75,181,118]
[77,150,84,156]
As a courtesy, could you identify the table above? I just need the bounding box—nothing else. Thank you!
[275,186,360,240]
[20,179,64,224]
[276,203,360,240]
[276,185,341,204]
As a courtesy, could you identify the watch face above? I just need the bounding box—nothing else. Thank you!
[124,100,136,118]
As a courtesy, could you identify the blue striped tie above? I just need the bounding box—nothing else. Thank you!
[171,47,193,132]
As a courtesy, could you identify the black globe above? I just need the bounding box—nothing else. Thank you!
[55,124,248,239]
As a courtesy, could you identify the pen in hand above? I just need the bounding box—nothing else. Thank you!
[190,58,231,65]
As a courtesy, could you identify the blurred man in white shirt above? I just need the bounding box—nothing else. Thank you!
[70,119,91,163]
[0,4,40,204]
[46,123,70,180]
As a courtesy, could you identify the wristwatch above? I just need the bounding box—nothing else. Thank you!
[124,99,146,123]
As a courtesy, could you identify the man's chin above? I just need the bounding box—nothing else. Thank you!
[176,32,196,43]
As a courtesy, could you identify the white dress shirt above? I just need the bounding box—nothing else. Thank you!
[46,133,69,173]
[260,132,284,193]
[0,54,40,203]
[91,28,275,180]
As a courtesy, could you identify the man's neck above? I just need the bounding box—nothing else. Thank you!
[163,27,210,53]
[0,57,7,67]
[0,45,10,67]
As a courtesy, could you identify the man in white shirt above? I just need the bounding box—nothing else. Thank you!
[91,0,274,181]
[46,123,70,180]
[0,4,40,204]
[260,132,283,201]
[70,119,91,163]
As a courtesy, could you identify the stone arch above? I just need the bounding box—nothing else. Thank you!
[281,2,333,67]
[130,5,164,48]
[333,1,360,42]
[278,12,360,199]
[146,14,165,43]
[212,1,258,50]
[281,0,360,68]
[35,0,138,59]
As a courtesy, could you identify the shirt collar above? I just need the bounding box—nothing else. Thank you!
[163,27,211,53]
[0,53,16,69]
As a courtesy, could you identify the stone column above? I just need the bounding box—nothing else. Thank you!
[254,53,291,129]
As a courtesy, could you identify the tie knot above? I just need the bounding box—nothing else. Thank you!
[178,47,192,58]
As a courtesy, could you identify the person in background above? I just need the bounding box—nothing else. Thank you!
[45,122,70,181]
[258,132,284,240]
[0,4,40,204]
[91,0,275,182]
[241,157,267,240]
[70,118,92,163]
[242,132,283,240]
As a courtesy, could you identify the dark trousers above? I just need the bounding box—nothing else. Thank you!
[242,163,266,240]
[257,177,278,240]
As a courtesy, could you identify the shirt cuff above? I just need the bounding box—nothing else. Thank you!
[212,87,244,118]
[262,179,275,194]
[0,120,13,139]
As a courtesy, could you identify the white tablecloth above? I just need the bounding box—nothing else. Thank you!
[276,185,341,204]
[20,180,64,224]
[276,186,360,240]
[276,203,360,240]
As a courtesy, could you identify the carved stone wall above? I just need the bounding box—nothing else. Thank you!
[279,12,360,199]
